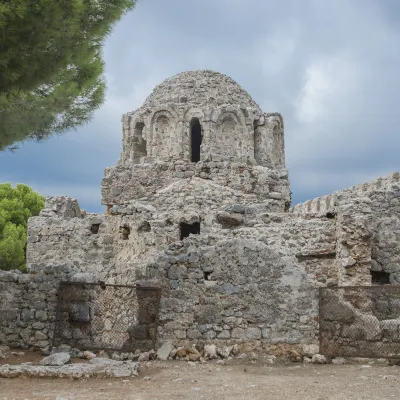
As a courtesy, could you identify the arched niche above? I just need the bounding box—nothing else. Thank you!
[150,110,176,159]
[216,112,244,158]
[272,124,285,167]
[132,122,146,163]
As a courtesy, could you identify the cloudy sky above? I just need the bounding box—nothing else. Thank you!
[1,0,399,212]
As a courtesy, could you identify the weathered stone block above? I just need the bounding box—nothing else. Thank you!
[187,329,202,339]
[231,327,245,339]
[35,331,47,340]
[21,309,35,321]
[203,330,216,340]
[246,327,261,339]
[217,330,231,339]
[32,322,45,330]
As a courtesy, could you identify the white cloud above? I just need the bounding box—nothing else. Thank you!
[295,54,358,125]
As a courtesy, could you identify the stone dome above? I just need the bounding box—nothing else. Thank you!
[142,70,261,111]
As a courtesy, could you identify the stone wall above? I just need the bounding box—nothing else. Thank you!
[320,287,400,358]
[136,212,339,348]
[27,197,108,275]
[290,172,400,285]
[0,266,73,351]
[21,194,341,352]
[102,160,290,211]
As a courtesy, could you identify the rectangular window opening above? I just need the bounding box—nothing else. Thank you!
[90,224,100,234]
[180,221,200,240]
[371,270,390,285]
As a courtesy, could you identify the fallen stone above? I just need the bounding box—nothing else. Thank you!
[83,351,97,360]
[157,341,175,361]
[266,355,277,365]
[302,344,319,357]
[249,352,258,361]
[108,368,132,378]
[231,344,240,356]
[149,349,157,360]
[89,357,122,366]
[53,344,71,353]
[311,354,327,364]
[169,348,178,359]
[204,344,217,360]
[217,346,231,359]
[289,350,301,362]
[188,351,201,362]
[175,348,188,358]
[40,352,70,366]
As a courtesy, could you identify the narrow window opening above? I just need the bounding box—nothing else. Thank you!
[190,119,202,162]
[180,221,200,240]
[203,271,212,281]
[326,212,336,219]
[119,225,131,240]
[371,270,390,285]
[90,224,100,234]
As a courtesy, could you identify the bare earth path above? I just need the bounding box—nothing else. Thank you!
[1,361,399,400]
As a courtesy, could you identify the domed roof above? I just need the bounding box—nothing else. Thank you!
[142,70,261,111]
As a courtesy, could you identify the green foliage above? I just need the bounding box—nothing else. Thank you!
[0,54,105,149]
[0,183,45,271]
[0,0,135,150]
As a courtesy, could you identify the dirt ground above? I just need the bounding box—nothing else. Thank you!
[1,358,400,400]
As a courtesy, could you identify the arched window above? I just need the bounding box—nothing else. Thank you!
[190,118,202,162]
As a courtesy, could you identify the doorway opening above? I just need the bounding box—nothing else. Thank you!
[190,119,202,162]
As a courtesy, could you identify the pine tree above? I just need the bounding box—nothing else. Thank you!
[0,0,135,149]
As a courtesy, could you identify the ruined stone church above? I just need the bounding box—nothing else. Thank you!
[1,70,399,356]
